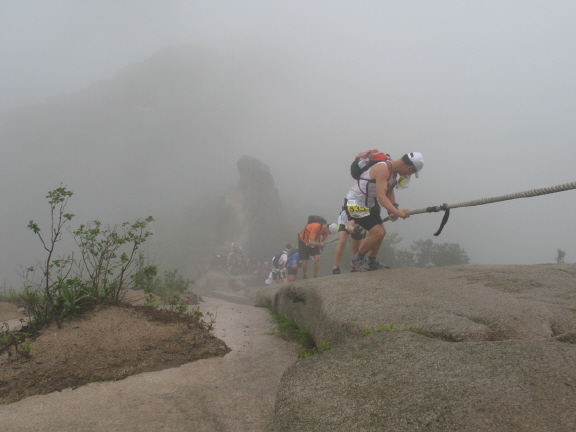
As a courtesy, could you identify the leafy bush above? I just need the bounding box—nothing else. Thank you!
[0,322,33,360]
[0,284,22,305]
[556,249,566,264]
[20,186,156,329]
[133,254,198,305]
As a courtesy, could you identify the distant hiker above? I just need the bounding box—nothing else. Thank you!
[297,216,331,279]
[270,244,293,284]
[332,209,366,274]
[279,244,293,283]
[346,151,423,271]
[286,249,300,282]
[227,242,245,274]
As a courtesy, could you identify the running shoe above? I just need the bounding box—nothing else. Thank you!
[332,267,341,275]
[351,257,367,272]
[366,260,390,271]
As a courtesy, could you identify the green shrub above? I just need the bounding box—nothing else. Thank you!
[0,322,33,360]
[133,253,196,301]
[264,300,330,358]
[0,284,22,305]
[20,186,155,330]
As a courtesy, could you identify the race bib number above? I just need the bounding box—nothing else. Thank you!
[347,200,370,218]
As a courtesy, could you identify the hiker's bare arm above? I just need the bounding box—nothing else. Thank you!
[373,165,409,219]
[387,188,397,208]
[307,226,326,247]
[385,189,408,221]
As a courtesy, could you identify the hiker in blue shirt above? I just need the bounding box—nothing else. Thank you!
[286,250,300,282]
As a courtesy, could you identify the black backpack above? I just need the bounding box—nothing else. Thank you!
[350,150,392,205]
[350,150,390,180]
[307,215,327,225]
[272,252,282,268]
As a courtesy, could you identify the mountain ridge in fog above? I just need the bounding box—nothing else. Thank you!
[2,45,295,209]
[0,45,300,282]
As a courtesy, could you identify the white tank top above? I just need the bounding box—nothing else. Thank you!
[345,161,396,208]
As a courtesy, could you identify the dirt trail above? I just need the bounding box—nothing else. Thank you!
[0,296,296,432]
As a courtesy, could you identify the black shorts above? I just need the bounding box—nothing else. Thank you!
[287,266,298,276]
[345,200,383,232]
[298,237,320,261]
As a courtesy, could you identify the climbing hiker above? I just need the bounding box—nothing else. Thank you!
[297,216,331,279]
[286,248,300,282]
[270,244,293,284]
[346,151,424,271]
[332,209,366,274]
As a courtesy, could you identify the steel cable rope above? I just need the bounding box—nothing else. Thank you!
[383,181,576,236]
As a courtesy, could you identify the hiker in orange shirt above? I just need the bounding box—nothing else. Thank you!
[297,216,334,279]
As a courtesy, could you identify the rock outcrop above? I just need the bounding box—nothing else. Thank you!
[216,155,291,261]
[257,263,576,431]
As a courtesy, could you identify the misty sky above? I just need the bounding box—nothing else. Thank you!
[1,1,575,283]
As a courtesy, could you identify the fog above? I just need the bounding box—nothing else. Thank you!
[1,1,575,286]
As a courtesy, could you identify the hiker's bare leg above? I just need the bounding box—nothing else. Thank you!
[359,224,385,256]
[301,260,308,279]
[350,238,361,256]
[367,231,384,258]
[313,255,321,277]
[333,231,348,268]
